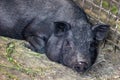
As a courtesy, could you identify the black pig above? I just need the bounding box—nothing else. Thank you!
[0,0,109,72]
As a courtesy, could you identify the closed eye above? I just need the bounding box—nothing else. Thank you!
[65,40,70,47]
[62,40,72,52]
[62,39,75,54]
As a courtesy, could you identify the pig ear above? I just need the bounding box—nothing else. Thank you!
[92,24,110,41]
[54,21,71,36]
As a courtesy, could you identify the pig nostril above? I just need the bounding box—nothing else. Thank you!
[74,62,88,72]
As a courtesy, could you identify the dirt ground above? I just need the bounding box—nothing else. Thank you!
[0,34,120,80]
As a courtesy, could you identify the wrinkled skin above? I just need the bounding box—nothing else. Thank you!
[0,0,109,72]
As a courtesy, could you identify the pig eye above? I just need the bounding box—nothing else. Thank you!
[62,40,72,54]
[89,41,98,54]
[65,40,70,47]
[90,42,95,47]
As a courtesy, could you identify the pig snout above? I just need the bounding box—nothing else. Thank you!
[73,61,88,72]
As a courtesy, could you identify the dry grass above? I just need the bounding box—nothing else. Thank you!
[0,35,120,80]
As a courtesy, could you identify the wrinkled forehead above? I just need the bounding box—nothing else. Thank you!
[71,25,93,49]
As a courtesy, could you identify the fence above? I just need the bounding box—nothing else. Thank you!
[75,0,120,50]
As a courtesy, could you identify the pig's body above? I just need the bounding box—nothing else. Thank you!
[0,0,88,39]
[0,0,109,72]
